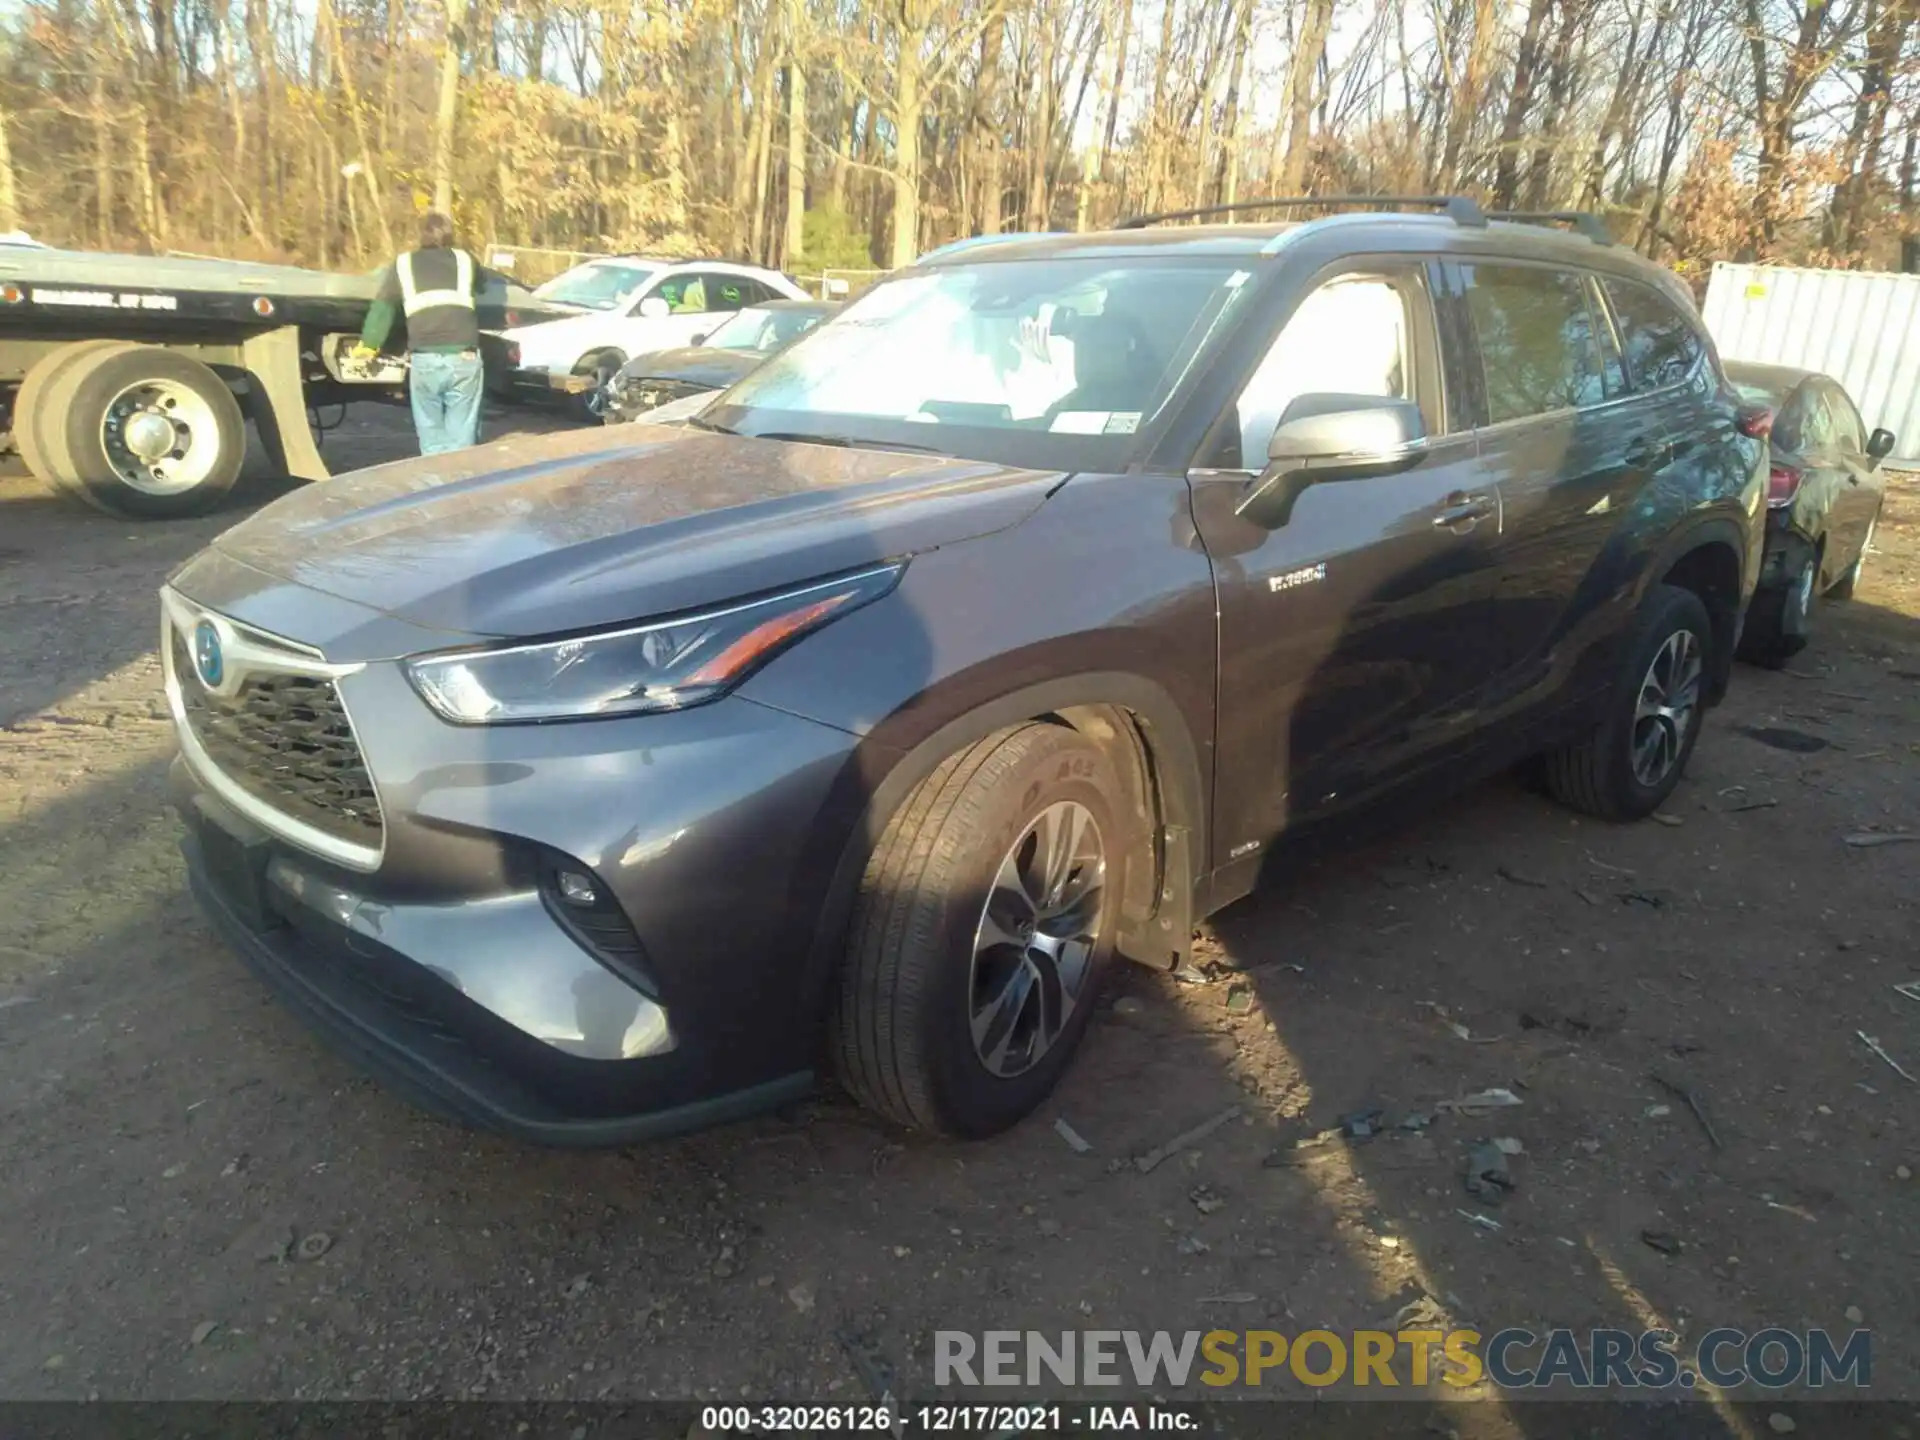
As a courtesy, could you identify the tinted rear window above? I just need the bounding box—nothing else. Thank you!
[1603,278,1704,389]
[1461,264,1607,424]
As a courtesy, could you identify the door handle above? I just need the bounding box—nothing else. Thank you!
[1433,493,1496,531]
[1626,438,1673,470]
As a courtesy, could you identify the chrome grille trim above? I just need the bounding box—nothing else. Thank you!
[160,586,386,872]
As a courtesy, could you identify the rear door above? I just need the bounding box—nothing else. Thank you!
[1188,259,1508,854]
[1447,260,1634,711]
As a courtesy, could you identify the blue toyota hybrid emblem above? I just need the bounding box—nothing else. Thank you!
[193,619,223,688]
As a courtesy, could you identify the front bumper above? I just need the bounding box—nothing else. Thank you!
[604,379,717,427]
[168,607,868,1144]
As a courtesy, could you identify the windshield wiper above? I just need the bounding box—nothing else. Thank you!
[751,430,948,455]
[686,414,739,435]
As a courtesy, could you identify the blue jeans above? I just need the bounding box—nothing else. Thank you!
[409,350,484,455]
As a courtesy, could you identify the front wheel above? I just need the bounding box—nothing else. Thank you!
[1542,583,1713,821]
[831,723,1129,1137]
[1828,510,1878,602]
[575,352,625,424]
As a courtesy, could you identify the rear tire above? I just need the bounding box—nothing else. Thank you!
[831,723,1128,1137]
[1542,584,1713,821]
[57,346,246,518]
[1738,552,1815,669]
[14,340,131,491]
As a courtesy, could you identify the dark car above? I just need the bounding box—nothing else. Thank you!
[1723,361,1893,665]
[159,198,1767,1147]
[603,300,839,424]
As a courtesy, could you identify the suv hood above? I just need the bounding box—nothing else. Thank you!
[196,423,1063,641]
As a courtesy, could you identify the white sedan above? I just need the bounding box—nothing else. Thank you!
[502,258,810,419]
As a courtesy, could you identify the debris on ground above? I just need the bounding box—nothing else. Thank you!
[1398,1111,1436,1133]
[1224,985,1254,1015]
[1768,1413,1798,1434]
[252,1226,294,1265]
[1640,1230,1683,1255]
[787,1282,816,1314]
[1651,1069,1724,1149]
[1198,1292,1257,1304]
[1730,798,1779,813]
[1857,1031,1918,1083]
[1843,831,1919,848]
[1645,1104,1673,1118]
[1652,812,1684,827]
[1457,1210,1502,1231]
[1463,1142,1515,1204]
[1189,1185,1225,1215]
[1054,1118,1094,1153]
[1111,996,1147,1018]
[1173,965,1214,986]
[1492,1136,1524,1155]
[1495,865,1549,888]
[1740,726,1830,753]
[1766,1200,1819,1222]
[1175,1234,1210,1256]
[189,1321,218,1347]
[1893,981,1920,1003]
[295,1232,332,1261]
[835,1328,905,1426]
[1845,1305,1865,1325]
[1128,1105,1242,1173]
[1337,1107,1385,1139]
[1436,1087,1523,1114]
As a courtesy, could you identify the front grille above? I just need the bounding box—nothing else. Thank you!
[615,377,713,414]
[172,627,383,847]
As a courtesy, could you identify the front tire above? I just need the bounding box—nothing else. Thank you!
[1828,510,1877,602]
[832,723,1128,1137]
[1543,583,1713,821]
[576,351,625,424]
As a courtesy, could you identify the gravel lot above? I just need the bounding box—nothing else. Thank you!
[1,405,1916,1433]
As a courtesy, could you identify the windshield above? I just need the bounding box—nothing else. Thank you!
[706,306,827,353]
[706,257,1258,465]
[534,261,658,312]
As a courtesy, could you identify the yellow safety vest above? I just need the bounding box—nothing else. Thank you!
[396,249,476,317]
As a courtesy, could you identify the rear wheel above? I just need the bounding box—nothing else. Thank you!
[56,346,246,518]
[13,340,131,491]
[1739,552,1816,669]
[831,723,1127,1137]
[1543,584,1712,821]
[1828,510,1878,602]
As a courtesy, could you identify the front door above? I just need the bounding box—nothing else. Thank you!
[1189,260,1508,865]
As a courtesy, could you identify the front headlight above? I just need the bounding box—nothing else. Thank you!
[405,564,903,724]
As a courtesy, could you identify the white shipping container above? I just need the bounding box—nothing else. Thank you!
[1701,262,1920,463]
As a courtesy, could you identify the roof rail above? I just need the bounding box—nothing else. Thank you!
[1115,195,1487,230]
[1487,210,1613,245]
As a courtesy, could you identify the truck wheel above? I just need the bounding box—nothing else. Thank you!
[56,346,246,518]
[14,340,131,491]
[831,723,1127,1138]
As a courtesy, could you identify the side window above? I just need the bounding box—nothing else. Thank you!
[1460,264,1606,423]
[702,273,750,312]
[1233,276,1412,469]
[734,279,777,307]
[1601,277,1704,390]
[1798,388,1838,453]
[649,275,704,313]
[1584,276,1629,397]
[1825,385,1865,452]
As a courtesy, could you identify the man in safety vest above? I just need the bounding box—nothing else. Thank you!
[353,212,489,455]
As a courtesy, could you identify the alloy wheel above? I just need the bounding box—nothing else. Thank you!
[1631,628,1703,787]
[968,800,1106,1078]
[100,379,220,495]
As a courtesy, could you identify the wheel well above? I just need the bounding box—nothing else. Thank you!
[1046,704,1187,971]
[1661,541,1742,700]
[574,348,625,374]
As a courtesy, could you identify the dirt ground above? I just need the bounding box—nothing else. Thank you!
[0,404,1916,1434]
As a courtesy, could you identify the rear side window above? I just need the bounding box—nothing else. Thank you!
[1602,278,1704,390]
[1461,264,1606,424]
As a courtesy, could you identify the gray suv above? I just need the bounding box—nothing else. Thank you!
[163,198,1767,1145]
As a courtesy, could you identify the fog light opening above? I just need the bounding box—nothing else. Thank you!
[556,870,600,906]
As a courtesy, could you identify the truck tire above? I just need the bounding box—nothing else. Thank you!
[13,340,131,491]
[831,723,1127,1138]
[55,346,246,519]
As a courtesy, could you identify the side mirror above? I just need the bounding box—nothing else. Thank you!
[637,296,671,320]
[1236,394,1428,529]
[1867,427,1895,462]
[690,332,709,347]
